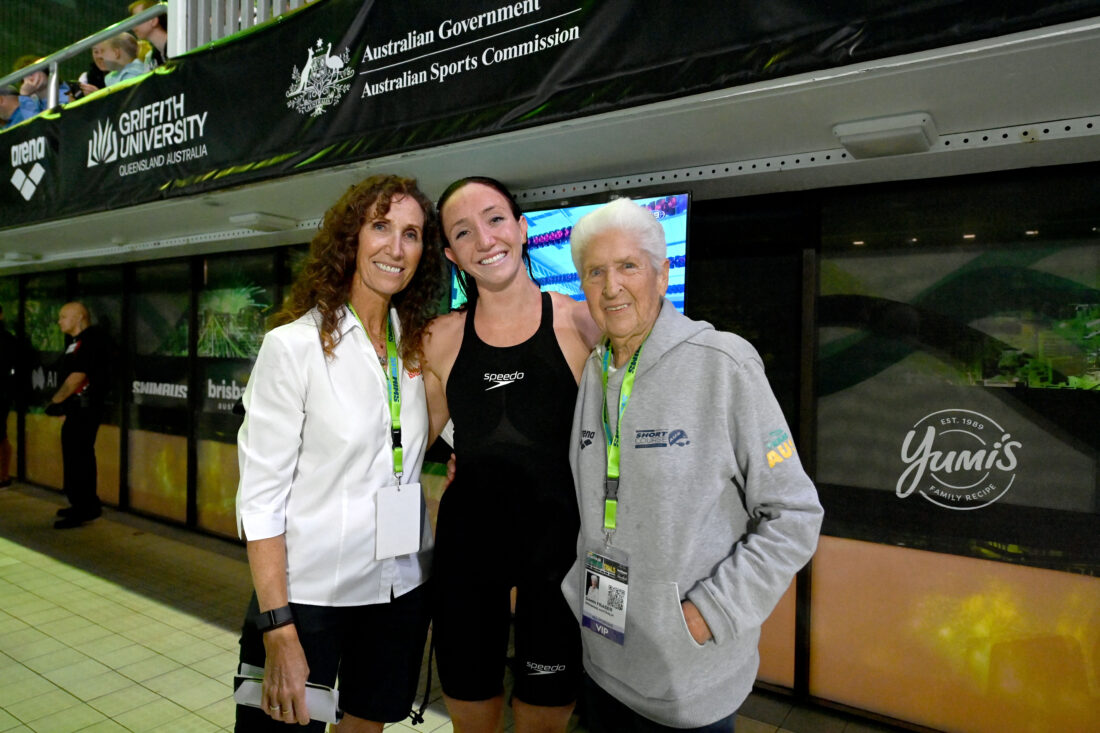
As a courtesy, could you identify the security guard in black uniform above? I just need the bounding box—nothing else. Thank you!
[46,302,108,528]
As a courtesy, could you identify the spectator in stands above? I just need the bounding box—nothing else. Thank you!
[0,85,41,130]
[13,55,71,109]
[99,33,147,86]
[129,0,169,68]
[77,44,111,97]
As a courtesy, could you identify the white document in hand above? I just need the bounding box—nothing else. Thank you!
[233,663,341,724]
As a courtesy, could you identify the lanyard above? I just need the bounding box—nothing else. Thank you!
[601,341,643,534]
[347,303,403,482]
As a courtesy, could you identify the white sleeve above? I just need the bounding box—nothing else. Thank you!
[235,330,307,541]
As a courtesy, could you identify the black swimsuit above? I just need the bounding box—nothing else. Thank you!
[433,291,582,705]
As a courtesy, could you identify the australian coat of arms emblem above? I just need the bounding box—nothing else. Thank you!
[286,38,354,116]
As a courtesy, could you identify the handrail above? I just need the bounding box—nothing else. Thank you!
[0,2,167,110]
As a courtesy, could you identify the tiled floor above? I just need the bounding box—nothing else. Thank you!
[0,484,912,733]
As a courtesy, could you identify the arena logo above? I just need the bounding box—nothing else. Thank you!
[286,38,354,116]
[579,428,596,450]
[9,136,47,201]
[896,409,1022,510]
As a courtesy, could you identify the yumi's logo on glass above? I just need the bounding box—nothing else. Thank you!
[896,409,1022,510]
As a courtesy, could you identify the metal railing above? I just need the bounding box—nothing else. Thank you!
[183,0,315,51]
[0,3,168,111]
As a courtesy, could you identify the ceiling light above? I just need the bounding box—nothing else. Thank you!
[229,212,298,231]
[963,234,976,240]
[1025,230,1039,236]
[852,240,865,246]
[833,113,937,159]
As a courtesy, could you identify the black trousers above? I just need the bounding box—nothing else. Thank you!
[61,408,101,515]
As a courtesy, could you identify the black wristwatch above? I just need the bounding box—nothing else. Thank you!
[255,605,294,633]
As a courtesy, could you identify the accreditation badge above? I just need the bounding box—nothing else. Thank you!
[376,482,421,560]
[581,549,629,645]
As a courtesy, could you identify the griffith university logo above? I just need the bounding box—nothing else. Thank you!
[286,38,354,117]
[87,119,119,167]
[897,409,1022,510]
[10,136,47,201]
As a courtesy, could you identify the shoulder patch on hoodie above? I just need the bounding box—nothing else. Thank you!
[765,429,796,467]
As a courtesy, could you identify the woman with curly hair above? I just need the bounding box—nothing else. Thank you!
[234,174,447,732]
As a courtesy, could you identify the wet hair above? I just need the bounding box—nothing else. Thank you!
[271,174,446,365]
[435,176,532,307]
[570,197,667,273]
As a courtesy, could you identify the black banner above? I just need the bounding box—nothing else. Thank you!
[3,0,1100,228]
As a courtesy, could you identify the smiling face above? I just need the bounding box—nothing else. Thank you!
[580,229,669,365]
[440,182,528,292]
[91,43,109,72]
[23,70,47,94]
[349,194,425,308]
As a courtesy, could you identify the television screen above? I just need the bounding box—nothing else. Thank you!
[449,193,689,310]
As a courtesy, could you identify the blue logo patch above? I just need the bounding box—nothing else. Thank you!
[668,429,690,447]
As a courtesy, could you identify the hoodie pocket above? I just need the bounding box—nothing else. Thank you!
[584,579,725,700]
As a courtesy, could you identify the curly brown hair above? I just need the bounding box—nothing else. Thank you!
[271,174,446,365]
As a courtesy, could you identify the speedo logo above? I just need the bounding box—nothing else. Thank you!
[483,371,525,391]
[525,661,566,676]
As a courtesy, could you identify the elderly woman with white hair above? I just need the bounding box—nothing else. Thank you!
[562,197,824,733]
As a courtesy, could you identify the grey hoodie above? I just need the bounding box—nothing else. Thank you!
[563,299,823,727]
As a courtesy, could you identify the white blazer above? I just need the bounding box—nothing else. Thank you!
[236,307,431,606]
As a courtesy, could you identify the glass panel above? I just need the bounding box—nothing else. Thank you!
[128,261,189,521]
[77,268,123,506]
[0,276,17,486]
[0,277,16,332]
[810,536,1100,732]
[23,273,67,488]
[757,580,796,687]
[195,251,277,536]
[687,195,813,689]
[688,195,812,435]
[816,168,1100,573]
